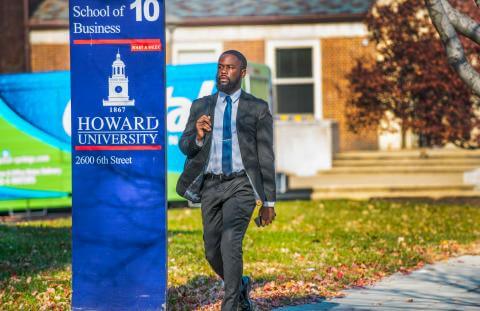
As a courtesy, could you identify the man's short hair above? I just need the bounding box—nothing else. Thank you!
[220,50,247,69]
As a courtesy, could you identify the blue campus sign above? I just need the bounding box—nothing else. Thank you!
[69,0,167,309]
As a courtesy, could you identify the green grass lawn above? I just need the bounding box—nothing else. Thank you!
[1,200,480,310]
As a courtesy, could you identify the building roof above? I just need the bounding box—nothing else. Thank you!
[31,0,67,25]
[30,0,375,28]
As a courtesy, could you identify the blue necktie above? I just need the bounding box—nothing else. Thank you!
[222,95,233,175]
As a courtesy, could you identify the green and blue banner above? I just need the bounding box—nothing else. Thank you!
[70,0,166,309]
[0,72,71,210]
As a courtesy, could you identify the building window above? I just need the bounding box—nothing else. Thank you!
[275,48,314,114]
[275,48,312,78]
[267,41,321,119]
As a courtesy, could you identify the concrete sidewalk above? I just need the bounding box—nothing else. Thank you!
[274,255,480,310]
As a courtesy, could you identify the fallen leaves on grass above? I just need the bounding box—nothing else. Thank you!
[168,263,390,310]
[167,240,480,310]
[3,201,480,310]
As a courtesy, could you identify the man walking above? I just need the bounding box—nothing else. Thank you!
[176,50,276,310]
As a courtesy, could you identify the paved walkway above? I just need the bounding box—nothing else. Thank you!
[274,255,480,310]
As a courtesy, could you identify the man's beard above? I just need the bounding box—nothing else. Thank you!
[216,74,241,94]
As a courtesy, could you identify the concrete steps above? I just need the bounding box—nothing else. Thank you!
[288,149,480,200]
[334,149,480,160]
[322,166,478,174]
[333,159,480,167]
[311,184,479,200]
[290,173,464,188]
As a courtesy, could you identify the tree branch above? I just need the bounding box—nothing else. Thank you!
[441,0,480,45]
[425,0,480,96]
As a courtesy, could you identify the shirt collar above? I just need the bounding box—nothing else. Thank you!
[219,88,242,104]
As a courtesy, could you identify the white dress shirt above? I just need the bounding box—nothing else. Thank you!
[204,89,244,174]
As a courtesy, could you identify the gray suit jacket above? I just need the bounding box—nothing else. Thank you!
[176,90,276,205]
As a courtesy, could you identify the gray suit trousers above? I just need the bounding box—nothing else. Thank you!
[200,174,256,311]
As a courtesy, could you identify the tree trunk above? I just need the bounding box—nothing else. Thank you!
[424,0,480,96]
[401,126,407,149]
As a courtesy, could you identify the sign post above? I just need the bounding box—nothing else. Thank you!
[69,1,166,309]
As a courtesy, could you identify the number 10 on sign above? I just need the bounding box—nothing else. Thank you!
[130,0,160,21]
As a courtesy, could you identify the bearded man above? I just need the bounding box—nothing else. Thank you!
[176,50,276,310]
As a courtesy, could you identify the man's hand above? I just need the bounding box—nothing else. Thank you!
[196,115,211,141]
[259,206,276,226]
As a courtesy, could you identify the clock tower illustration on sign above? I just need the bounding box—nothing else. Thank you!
[103,50,135,107]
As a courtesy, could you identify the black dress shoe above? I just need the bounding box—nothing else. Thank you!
[238,275,253,311]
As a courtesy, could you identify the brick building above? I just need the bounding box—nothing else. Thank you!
[0,0,44,73]
[26,0,378,152]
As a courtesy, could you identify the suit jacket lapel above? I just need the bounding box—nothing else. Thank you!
[236,90,249,161]
[236,90,248,131]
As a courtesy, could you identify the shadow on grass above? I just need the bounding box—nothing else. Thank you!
[0,223,71,281]
[0,224,199,279]
[168,229,202,237]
